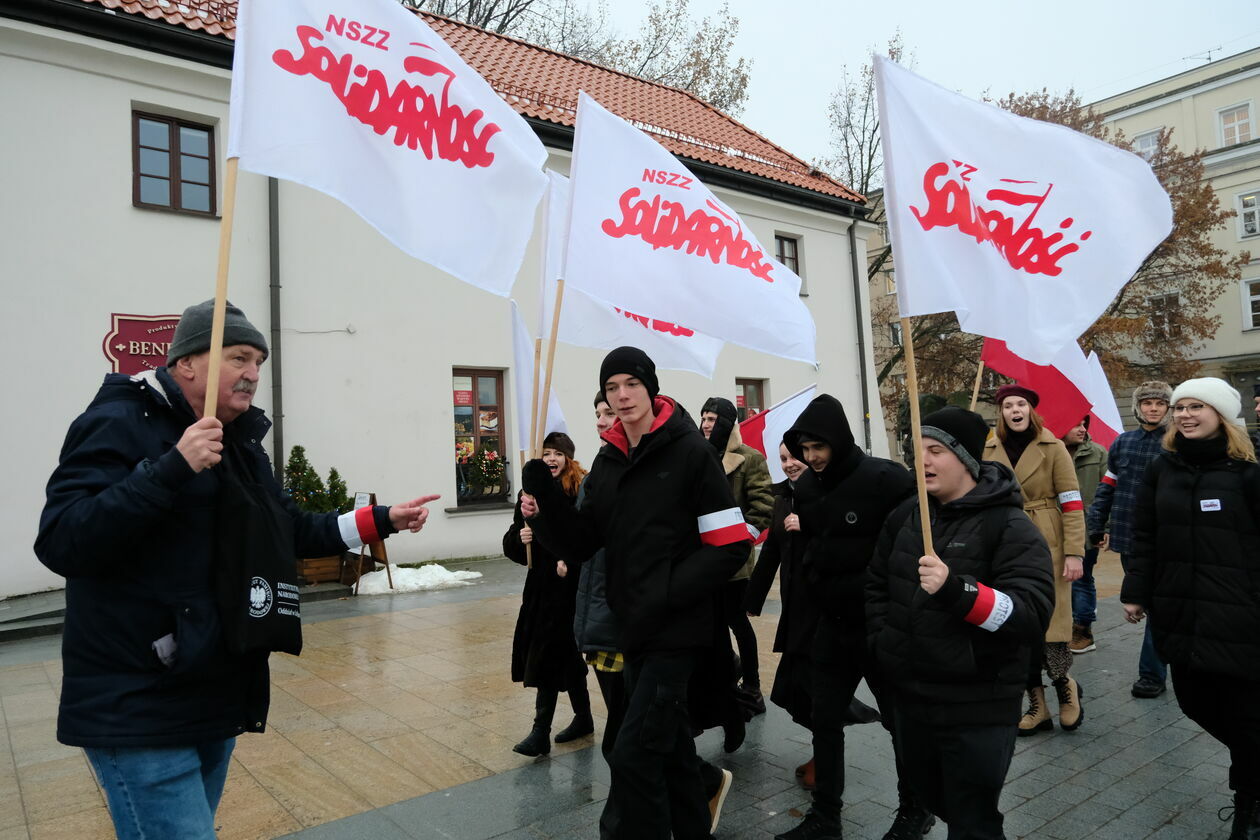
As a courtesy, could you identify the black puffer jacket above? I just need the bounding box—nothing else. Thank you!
[1121,437,1260,680]
[867,463,1054,725]
[573,477,622,653]
[527,396,750,654]
[784,395,914,634]
[34,368,364,748]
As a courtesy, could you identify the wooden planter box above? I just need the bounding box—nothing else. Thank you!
[296,553,348,585]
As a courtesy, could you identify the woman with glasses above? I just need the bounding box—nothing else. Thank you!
[1122,378,1260,837]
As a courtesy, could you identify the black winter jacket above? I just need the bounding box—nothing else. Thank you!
[504,490,585,689]
[867,463,1055,725]
[35,368,364,748]
[1121,438,1260,680]
[745,480,814,654]
[784,395,914,633]
[527,396,750,654]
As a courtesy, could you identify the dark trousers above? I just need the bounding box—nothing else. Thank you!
[892,708,1016,840]
[1172,665,1260,796]
[723,578,760,688]
[1121,553,1167,684]
[600,651,710,840]
[809,618,908,823]
[594,668,628,761]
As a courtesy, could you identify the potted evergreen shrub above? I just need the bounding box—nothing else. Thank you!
[284,446,355,584]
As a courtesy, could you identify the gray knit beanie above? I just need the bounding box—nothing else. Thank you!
[1131,380,1172,425]
[167,299,268,365]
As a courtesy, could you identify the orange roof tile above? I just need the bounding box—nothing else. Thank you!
[77,0,863,204]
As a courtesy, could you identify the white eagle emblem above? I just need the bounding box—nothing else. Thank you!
[248,576,273,618]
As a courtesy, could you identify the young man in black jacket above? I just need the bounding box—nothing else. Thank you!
[775,394,928,840]
[521,347,750,840]
[868,407,1054,839]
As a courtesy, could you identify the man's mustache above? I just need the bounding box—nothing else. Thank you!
[232,379,257,394]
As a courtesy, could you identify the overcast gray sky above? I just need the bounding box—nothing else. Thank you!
[607,0,1260,169]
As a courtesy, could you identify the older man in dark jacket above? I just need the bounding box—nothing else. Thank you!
[35,300,437,840]
[522,347,750,840]
[868,407,1054,839]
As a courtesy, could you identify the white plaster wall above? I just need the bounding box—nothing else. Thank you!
[0,19,884,598]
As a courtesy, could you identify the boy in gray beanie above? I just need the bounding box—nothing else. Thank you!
[1086,379,1172,698]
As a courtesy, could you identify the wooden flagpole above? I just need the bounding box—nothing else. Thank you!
[203,157,240,421]
[969,359,986,411]
[900,316,935,556]
[535,277,566,455]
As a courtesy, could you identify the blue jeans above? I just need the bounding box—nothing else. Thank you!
[1119,553,1167,685]
[1071,546,1100,626]
[85,738,235,840]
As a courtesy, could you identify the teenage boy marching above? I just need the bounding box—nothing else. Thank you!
[521,347,749,840]
[868,407,1054,838]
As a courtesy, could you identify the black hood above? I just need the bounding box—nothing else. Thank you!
[702,397,737,456]
[936,461,1024,516]
[784,394,861,487]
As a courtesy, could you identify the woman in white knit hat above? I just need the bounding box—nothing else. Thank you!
[1121,377,1260,837]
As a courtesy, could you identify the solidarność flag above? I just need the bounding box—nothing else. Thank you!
[875,56,1172,364]
[541,172,725,377]
[229,0,547,296]
[563,93,817,365]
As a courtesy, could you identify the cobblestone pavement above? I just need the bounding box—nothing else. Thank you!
[0,555,1233,839]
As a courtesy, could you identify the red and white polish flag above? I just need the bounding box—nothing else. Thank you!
[980,338,1123,448]
[739,385,817,483]
[541,172,725,377]
[875,57,1172,364]
[563,93,817,365]
[228,0,547,296]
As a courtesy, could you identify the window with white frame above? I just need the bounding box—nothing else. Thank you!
[1240,191,1259,238]
[1149,293,1182,339]
[889,321,903,347]
[1133,129,1160,162]
[1246,279,1260,329]
[1220,103,1253,147]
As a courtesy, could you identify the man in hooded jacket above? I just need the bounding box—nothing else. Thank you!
[774,395,929,840]
[521,347,750,840]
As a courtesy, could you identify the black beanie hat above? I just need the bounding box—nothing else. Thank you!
[599,346,659,399]
[167,299,268,365]
[920,406,989,479]
[542,431,576,461]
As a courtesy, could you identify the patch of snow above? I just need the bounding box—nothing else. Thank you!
[355,564,482,595]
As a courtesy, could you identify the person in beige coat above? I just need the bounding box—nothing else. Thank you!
[983,385,1087,735]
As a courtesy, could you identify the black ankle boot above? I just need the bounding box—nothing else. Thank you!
[554,714,594,743]
[514,688,557,756]
[513,726,551,756]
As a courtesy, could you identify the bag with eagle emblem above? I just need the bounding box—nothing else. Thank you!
[214,442,303,656]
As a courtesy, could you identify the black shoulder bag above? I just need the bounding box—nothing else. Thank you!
[214,442,304,656]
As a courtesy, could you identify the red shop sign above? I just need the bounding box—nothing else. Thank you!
[103,313,181,375]
[453,390,474,405]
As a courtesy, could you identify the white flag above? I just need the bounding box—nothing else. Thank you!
[229,0,547,296]
[563,93,816,364]
[1083,352,1124,447]
[541,171,724,377]
[511,301,566,454]
[738,386,817,483]
[875,56,1172,364]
